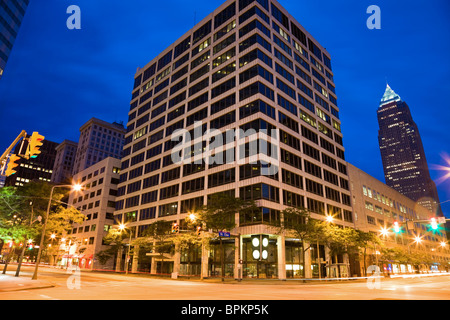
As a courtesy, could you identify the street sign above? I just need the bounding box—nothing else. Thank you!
[219,231,230,237]
[438,217,446,224]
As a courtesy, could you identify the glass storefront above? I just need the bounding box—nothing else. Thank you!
[310,243,326,278]
[285,240,304,278]
[209,240,235,278]
[242,237,278,279]
[180,245,201,276]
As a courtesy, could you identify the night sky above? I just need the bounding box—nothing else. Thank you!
[0,0,449,216]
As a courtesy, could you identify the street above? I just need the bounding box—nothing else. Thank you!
[0,265,449,300]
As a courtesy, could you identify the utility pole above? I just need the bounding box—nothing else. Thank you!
[15,202,35,277]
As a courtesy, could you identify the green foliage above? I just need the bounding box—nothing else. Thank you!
[95,228,126,266]
[198,193,255,281]
[279,208,327,248]
[0,181,84,260]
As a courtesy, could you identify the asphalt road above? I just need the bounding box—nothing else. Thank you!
[1,265,449,301]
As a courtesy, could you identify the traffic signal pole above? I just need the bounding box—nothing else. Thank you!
[0,130,27,168]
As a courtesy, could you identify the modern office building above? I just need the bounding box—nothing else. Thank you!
[65,157,121,270]
[0,0,30,79]
[51,140,78,184]
[5,137,58,187]
[114,0,353,279]
[348,163,449,274]
[72,118,126,176]
[377,84,442,216]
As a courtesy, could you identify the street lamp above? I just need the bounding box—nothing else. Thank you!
[379,227,389,238]
[413,236,423,245]
[188,213,197,223]
[31,183,82,280]
[325,215,334,223]
[119,223,133,275]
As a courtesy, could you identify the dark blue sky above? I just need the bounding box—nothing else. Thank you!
[0,0,449,215]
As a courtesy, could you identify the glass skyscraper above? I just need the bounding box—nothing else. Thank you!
[377,84,442,216]
[0,0,29,79]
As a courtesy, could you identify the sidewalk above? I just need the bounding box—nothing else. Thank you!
[0,273,54,292]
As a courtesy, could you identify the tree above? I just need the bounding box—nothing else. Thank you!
[172,231,203,277]
[95,228,126,268]
[379,247,408,272]
[278,207,327,279]
[198,193,255,282]
[350,230,381,276]
[0,181,84,274]
[141,220,174,275]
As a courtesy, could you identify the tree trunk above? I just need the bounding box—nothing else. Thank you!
[301,240,306,280]
[15,244,27,277]
[220,237,225,282]
[2,245,15,274]
[363,248,367,277]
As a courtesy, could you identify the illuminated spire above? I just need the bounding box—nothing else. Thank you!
[380,84,401,106]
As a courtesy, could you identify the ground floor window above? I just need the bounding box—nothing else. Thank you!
[285,240,303,278]
[180,245,201,276]
[209,240,235,278]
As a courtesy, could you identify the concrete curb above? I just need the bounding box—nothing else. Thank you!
[0,283,55,292]
[0,274,55,292]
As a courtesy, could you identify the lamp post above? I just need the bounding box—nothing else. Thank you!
[119,224,133,275]
[31,183,82,280]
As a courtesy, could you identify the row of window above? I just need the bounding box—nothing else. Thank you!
[362,185,418,220]
[116,173,352,211]
[117,191,353,225]
[131,1,336,124]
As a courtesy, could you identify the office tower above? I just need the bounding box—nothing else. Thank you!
[377,84,442,216]
[115,0,352,279]
[5,137,58,187]
[72,118,126,176]
[51,140,78,184]
[66,157,121,270]
[0,0,30,79]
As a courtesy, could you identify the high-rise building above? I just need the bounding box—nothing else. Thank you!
[377,84,442,216]
[5,137,58,187]
[72,118,126,176]
[114,0,352,279]
[0,0,30,79]
[51,140,78,184]
[66,157,121,270]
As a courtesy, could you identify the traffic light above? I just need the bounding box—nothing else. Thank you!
[4,154,21,176]
[171,222,179,233]
[430,218,438,230]
[196,226,201,236]
[392,221,401,233]
[25,132,45,159]
[251,235,269,260]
